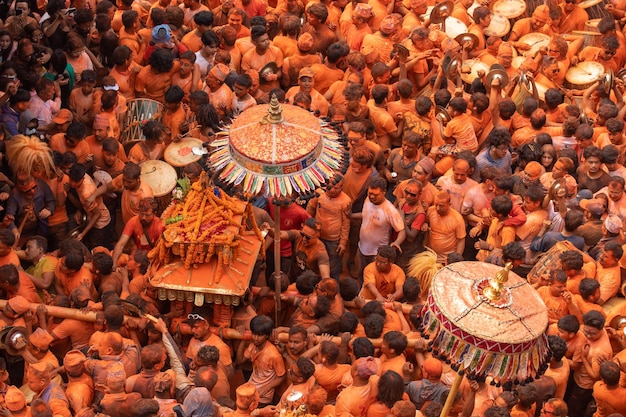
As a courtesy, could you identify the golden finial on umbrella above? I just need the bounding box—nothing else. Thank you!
[483,262,512,301]
[262,94,284,124]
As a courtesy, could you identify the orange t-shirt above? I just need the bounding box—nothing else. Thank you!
[181,30,203,52]
[128,142,165,164]
[0,249,20,267]
[109,63,142,101]
[55,265,95,298]
[49,134,92,164]
[69,88,95,125]
[111,176,154,224]
[135,62,180,103]
[537,286,569,324]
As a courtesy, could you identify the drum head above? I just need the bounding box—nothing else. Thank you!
[493,0,526,19]
[579,0,603,9]
[164,138,204,167]
[140,160,178,197]
[517,33,551,56]
[484,13,510,37]
[461,59,489,84]
[565,61,604,86]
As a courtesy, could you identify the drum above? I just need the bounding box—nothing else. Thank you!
[461,59,490,84]
[585,18,601,32]
[164,138,204,167]
[579,0,610,19]
[483,13,510,37]
[120,99,164,144]
[565,61,604,90]
[441,17,468,39]
[572,30,602,48]
[493,0,526,19]
[140,160,178,216]
[512,56,526,69]
[517,33,551,57]
[526,241,583,285]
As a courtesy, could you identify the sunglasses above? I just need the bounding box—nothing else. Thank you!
[300,231,314,240]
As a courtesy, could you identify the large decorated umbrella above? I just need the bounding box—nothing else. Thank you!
[421,261,550,417]
[209,96,345,319]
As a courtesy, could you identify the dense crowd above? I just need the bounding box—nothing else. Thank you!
[0,0,625,417]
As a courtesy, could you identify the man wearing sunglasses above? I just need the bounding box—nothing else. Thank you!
[556,0,588,34]
[575,35,620,73]
[4,172,55,241]
[274,217,331,280]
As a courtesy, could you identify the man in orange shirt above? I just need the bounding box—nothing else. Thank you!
[301,3,338,56]
[241,26,283,93]
[50,121,92,165]
[313,341,351,403]
[556,0,588,34]
[68,164,112,249]
[85,115,127,170]
[0,264,40,304]
[379,331,407,376]
[87,162,154,224]
[0,229,20,267]
[119,10,146,65]
[593,362,626,417]
[53,251,96,298]
[286,68,329,116]
[135,49,179,103]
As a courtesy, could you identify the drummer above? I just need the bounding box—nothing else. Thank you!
[128,120,168,164]
[468,6,491,52]
[534,56,564,91]
[573,35,620,72]
[544,36,579,87]
[507,5,552,47]
[555,0,588,34]
[595,16,626,69]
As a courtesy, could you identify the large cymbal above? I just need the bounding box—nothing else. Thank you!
[430,1,454,24]
[485,64,509,89]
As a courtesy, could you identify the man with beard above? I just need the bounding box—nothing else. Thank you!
[112,197,164,268]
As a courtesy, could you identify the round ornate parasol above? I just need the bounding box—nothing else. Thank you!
[209,96,345,319]
[421,261,550,417]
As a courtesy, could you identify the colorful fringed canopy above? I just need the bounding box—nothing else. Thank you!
[422,261,550,385]
[209,96,343,198]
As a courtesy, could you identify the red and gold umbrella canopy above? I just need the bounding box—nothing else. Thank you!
[209,97,344,197]
[422,261,550,385]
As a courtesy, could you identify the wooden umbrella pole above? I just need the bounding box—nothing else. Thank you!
[0,300,99,322]
[274,206,281,325]
[440,372,463,417]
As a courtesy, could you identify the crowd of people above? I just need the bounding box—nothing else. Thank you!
[0,0,626,417]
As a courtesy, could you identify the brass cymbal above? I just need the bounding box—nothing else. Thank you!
[430,1,454,24]
[454,33,479,51]
[485,64,509,89]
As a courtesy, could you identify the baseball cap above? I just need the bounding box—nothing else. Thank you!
[152,24,172,45]
[298,67,315,79]
[579,198,605,216]
[52,109,73,124]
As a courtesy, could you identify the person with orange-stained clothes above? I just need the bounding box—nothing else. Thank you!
[544,336,570,400]
[0,264,40,304]
[85,115,127,172]
[425,192,466,263]
[69,70,97,127]
[286,68,329,116]
[277,357,317,410]
[537,270,578,325]
[310,43,350,96]
[204,63,233,121]
[26,361,71,417]
[468,6,491,51]
[62,350,94,414]
[172,52,201,102]
[313,341,351,404]
[127,121,167,165]
[241,26,283,93]
[301,3,338,56]
[3,386,30,417]
[281,33,321,89]
[181,12,213,52]
[53,252,96,299]
[592,362,626,417]
[135,48,180,103]
[0,230,20,267]
[49,121,92,165]
[556,0,588,34]
[0,295,29,328]
[335,357,380,417]
[239,315,286,406]
[118,10,146,65]
[109,46,142,102]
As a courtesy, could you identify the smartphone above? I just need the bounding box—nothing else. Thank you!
[65,7,76,15]
[15,8,22,15]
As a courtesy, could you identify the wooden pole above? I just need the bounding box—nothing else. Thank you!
[0,300,427,348]
[274,207,282,325]
[439,372,463,417]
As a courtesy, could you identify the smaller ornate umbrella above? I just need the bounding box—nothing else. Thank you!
[420,261,550,417]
